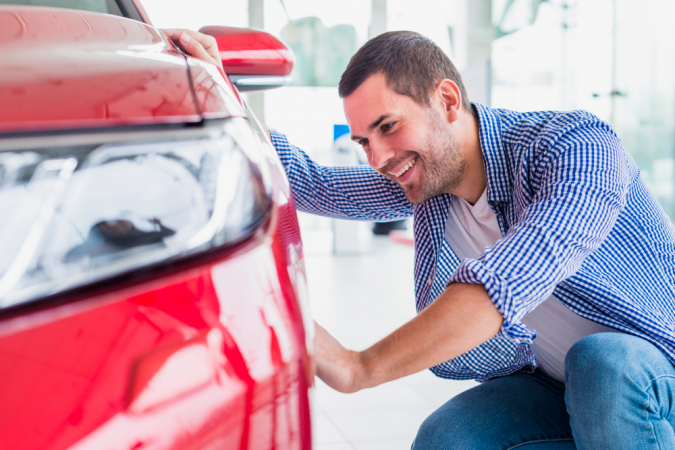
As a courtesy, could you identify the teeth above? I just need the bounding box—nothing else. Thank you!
[395,159,416,177]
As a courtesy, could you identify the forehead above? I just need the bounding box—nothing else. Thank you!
[343,73,418,131]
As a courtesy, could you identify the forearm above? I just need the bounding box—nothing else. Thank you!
[357,283,503,390]
[269,130,413,221]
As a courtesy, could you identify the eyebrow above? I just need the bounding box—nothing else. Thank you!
[350,114,393,142]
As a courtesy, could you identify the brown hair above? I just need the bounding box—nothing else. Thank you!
[338,31,471,111]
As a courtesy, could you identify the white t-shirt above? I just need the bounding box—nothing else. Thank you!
[444,190,615,383]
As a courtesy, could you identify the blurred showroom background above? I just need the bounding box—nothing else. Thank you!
[143,0,675,448]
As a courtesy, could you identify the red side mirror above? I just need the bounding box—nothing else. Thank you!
[199,26,294,92]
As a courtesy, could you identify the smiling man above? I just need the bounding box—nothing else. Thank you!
[271,31,675,450]
[174,28,675,449]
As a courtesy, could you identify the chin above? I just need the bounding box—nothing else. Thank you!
[403,187,426,205]
[403,181,445,204]
[407,195,428,205]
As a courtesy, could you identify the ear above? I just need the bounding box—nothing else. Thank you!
[436,79,462,124]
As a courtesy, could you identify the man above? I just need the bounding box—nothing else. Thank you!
[170,28,675,449]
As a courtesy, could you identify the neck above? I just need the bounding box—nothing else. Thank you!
[448,109,486,204]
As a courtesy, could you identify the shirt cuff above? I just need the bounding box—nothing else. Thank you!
[449,258,536,345]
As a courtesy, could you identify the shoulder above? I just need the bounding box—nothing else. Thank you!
[269,129,291,149]
[492,109,627,178]
[494,108,617,150]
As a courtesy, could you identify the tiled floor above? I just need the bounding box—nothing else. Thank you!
[301,216,477,450]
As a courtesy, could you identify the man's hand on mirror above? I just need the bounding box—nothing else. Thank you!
[314,321,364,394]
[161,28,224,72]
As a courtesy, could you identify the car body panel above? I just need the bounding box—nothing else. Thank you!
[0,209,310,450]
[185,57,245,120]
[0,6,204,133]
[0,3,312,449]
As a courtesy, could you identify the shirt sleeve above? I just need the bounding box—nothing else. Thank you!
[448,120,631,345]
[269,129,413,221]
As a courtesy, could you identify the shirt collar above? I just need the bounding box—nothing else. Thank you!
[473,103,513,204]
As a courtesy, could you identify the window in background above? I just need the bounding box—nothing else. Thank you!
[263,0,370,156]
[388,0,466,70]
[265,0,370,43]
[491,0,675,219]
[492,0,547,36]
[280,18,359,87]
[265,0,368,87]
[612,0,675,216]
[140,0,247,30]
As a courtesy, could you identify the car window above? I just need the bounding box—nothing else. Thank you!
[0,0,123,17]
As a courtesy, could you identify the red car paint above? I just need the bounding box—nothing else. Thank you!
[0,7,207,133]
[200,26,295,77]
[0,4,312,450]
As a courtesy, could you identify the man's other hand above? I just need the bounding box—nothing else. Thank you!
[162,29,224,72]
[314,321,364,394]
[313,283,502,394]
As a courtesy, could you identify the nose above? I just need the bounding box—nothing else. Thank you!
[368,139,396,171]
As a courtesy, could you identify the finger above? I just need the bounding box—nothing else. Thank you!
[161,28,188,40]
[170,29,220,60]
[178,32,213,61]
[183,29,220,56]
[161,28,222,69]
[161,28,199,54]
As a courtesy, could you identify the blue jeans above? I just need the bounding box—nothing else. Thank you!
[412,333,675,449]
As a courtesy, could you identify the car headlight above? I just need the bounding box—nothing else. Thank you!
[0,120,272,308]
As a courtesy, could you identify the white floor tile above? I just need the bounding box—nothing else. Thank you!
[401,372,478,409]
[314,444,356,450]
[401,370,443,385]
[315,378,434,413]
[353,440,413,450]
[314,411,350,444]
[406,380,477,409]
[326,408,430,443]
[305,236,416,351]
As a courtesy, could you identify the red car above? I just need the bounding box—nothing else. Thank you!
[0,1,314,449]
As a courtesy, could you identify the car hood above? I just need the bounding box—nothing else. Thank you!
[0,6,220,133]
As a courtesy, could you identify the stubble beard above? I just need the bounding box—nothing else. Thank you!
[403,112,467,204]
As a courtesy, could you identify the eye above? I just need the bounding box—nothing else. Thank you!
[359,138,369,147]
[381,122,394,132]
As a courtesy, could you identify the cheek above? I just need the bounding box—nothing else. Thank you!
[365,149,373,165]
[391,128,424,153]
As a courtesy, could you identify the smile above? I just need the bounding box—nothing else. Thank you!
[393,158,416,178]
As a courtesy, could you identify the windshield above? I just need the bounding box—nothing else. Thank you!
[0,0,123,17]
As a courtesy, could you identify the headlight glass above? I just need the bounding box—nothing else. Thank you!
[0,120,272,308]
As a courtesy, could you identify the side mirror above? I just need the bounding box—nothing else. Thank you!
[199,26,294,92]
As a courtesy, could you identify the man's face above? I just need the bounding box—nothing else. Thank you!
[344,73,466,204]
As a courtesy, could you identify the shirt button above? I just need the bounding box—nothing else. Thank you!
[428,276,433,286]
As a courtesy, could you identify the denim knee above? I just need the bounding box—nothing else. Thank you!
[413,409,451,449]
[565,332,664,386]
[565,333,675,419]
[564,333,675,449]
[412,371,574,450]
[565,333,621,381]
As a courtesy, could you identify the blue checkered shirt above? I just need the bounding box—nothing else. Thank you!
[270,103,675,382]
